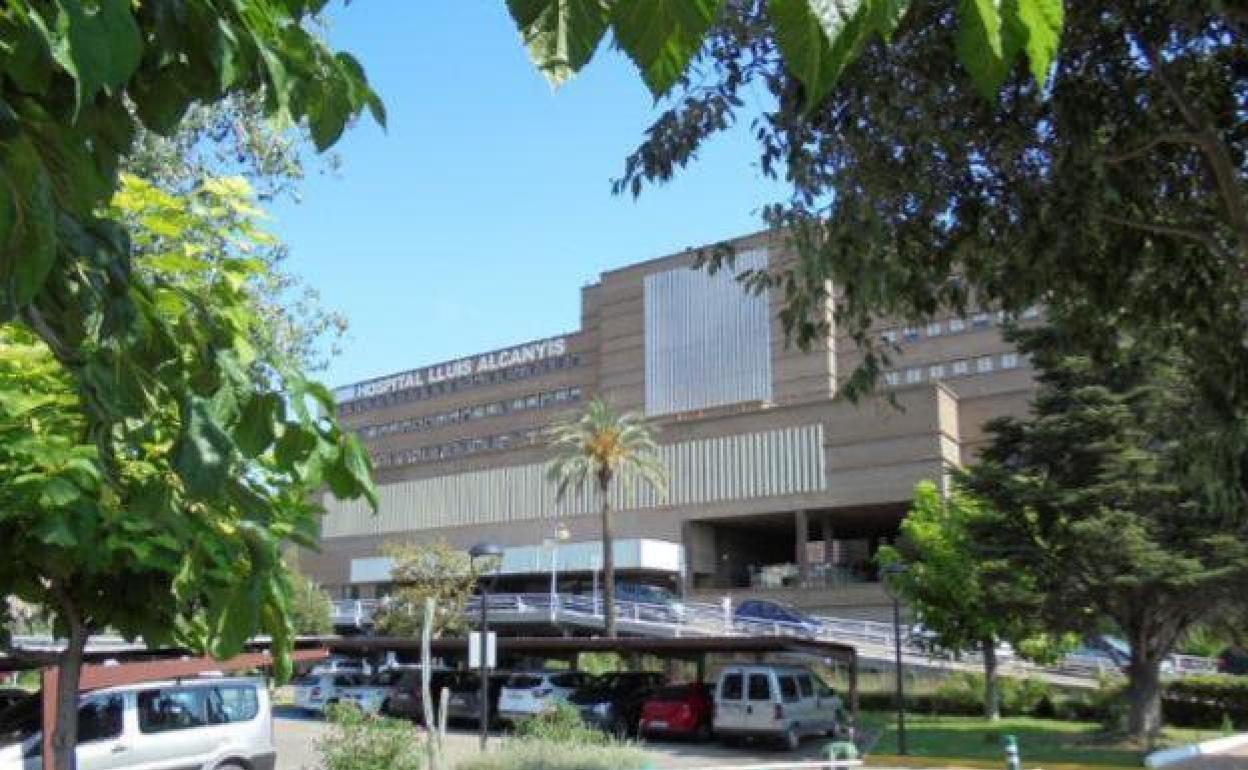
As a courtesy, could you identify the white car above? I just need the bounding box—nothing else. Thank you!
[713,664,845,750]
[292,673,369,715]
[337,673,399,715]
[497,672,595,724]
[0,676,274,770]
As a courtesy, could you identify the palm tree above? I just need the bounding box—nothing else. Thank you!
[546,398,666,637]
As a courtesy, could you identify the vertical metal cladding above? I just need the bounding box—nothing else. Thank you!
[643,249,772,417]
[320,423,826,538]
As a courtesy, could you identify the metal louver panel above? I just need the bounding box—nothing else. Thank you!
[321,423,826,539]
[643,249,772,416]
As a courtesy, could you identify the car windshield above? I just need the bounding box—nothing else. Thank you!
[0,693,40,747]
[505,675,544,689]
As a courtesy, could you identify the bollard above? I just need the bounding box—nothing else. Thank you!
[1004,734,1021,770]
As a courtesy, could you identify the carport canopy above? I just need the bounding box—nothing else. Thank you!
[331,634,860,724]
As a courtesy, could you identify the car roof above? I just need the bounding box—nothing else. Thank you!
[89,676,263,695]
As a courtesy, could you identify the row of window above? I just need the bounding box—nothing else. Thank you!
[880,306,1041,345]
[338,353,584,416]
[62,685,259,745]
[356,386,583,440]
[883,352,1022,386]
[371,427,547,469]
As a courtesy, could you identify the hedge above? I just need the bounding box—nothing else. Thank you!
[1163,675,1248,730]
[856,673,1248,729]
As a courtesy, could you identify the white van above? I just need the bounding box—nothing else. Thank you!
[713,665,843,750]
[0,677,274,770]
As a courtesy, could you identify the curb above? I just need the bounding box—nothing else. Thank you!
[1145,733,1248,768]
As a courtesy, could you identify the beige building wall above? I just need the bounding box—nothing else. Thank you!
[310,230,1037,615]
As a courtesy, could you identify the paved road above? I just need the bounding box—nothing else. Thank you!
[1169,739,1248,770]
[273,709,852,770]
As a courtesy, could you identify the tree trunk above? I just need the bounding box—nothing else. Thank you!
[982,637,1000,721]
[1126,650,1164,741]
[52,614,88,770]
[600,478,616,638]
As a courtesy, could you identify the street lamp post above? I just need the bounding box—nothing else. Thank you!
[470,542,503,752]
[546,523,570,622]
[882,562,909,755]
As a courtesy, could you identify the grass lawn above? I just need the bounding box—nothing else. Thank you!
[858,711,1229,769]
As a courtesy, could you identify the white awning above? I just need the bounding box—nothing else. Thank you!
[349,538,683,584]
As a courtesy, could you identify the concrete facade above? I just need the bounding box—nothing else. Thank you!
[306,231,1036,619]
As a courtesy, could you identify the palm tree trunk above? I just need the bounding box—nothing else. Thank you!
[600,477,616,638]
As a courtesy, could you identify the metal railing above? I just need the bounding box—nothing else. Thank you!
[330,592,1219,681]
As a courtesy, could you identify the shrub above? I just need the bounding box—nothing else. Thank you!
[456,740,648,770]
[319,703,424,770]
[930,674,985,716]
[1000,677,1053,716]
[1163,675,1248,729]
[514,703,608,745]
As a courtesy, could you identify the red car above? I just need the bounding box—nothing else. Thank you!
[638,683,714,740]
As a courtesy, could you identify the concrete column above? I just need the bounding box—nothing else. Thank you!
[795,509,810,586]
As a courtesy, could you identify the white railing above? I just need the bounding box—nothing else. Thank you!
[331,592,1218,682]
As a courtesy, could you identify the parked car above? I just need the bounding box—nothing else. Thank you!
[614,584,685,623]
[0,691,27,718]
[569,672,666,737]
[309,656,371,675]
[338,672,400,715]
[713,665,844,750]
[733,600,823,637]
[638,682,715,741]
[386,669,461,722]
[0,677,274,770]
[1066,636,1176,676]
[445,672,510,725]
[292,672,370,715]
[497,671,596,724]
[1217,646,1248,675]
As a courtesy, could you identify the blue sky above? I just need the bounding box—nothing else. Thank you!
[270,3,784,390]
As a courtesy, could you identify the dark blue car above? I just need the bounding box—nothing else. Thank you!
[733,600,823,637]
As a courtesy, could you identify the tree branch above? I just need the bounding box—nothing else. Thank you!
[1104,133,1203,165]
[1136,36,1248,265]
[1100,213,1227,257]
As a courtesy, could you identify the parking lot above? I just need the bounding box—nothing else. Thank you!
[272,707,839,770]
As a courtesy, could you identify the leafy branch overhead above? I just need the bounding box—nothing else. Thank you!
[0,0,383,440]
[506,0,1063,103]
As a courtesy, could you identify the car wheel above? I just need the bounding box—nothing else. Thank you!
[783,726,801,751]
[216,762,246,770]
[611,717,630,740]
[694,721,713,742]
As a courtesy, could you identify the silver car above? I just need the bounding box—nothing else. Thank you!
[0,676,274,770]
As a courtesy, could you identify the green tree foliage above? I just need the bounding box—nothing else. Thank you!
[111,173,342,378]
[546,398,666,637]
[123,91,350,374]
[878,481,1043,720]
[288,566,334,637]
[504,0,1062,106]
[0,6,379,766]
[373,541,482,638]
[0,0,382,461]
[613,2,1245,408]
[0,172,376,770]
[960,321,1248,740]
